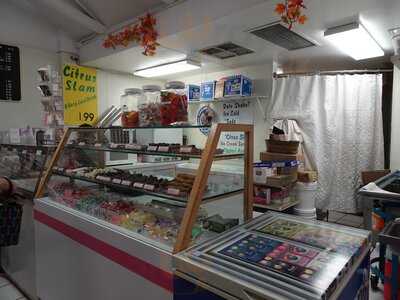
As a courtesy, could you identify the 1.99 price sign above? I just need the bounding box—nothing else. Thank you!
[79,112,95,123]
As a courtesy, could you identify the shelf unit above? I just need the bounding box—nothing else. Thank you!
[36,123,254,253]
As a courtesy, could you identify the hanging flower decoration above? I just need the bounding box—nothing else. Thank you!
[103,13,159,56]
[275,0,308,30]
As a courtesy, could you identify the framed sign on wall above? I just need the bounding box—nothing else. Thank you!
[0,44,21,101]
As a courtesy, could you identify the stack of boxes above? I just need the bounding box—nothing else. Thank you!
[254,137,301,208]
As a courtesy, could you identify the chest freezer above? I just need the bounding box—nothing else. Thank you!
[174,212,371,300]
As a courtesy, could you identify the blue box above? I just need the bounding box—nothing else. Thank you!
[200,81,216,100]
[224,75,252,97]
[186,84,200,101]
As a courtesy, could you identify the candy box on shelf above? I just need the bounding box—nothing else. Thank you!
[253,162,277,184]
[254,185,271,205]
[224,75,252,97]
[200,81,216,100]
[214,78,226,99]
[186,84,200,101]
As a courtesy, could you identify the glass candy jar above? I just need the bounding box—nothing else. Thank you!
[160,81,188,125]
[120,88,143,127]
[139,85,162,127]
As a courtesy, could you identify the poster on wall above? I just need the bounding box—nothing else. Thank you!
[219,100,254,153]
[0,44,21,101]
[63,64,98,126]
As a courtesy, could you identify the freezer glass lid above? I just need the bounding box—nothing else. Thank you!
[257,218,366,256]
[212,232,347,292]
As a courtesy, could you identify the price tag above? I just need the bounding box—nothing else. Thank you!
[121,180,132,186]
[125,144,142,150]
[133,182,144,189]
[36,150,42,156]
[167,188,181,196]
[158,146,169,152]
[109,143,119,149]
[78,142,86,146]
[144,184,155,191]
[97,176,111,182]
[147,146,158,151]
[94,143,102,147]
[112,178,122,184]
[180,146,193,153]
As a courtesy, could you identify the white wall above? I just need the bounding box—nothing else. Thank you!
[174,63,273,157]
[391,65,400,170]
[0,1,76,131]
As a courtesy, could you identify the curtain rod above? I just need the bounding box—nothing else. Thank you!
[274,69,393,78]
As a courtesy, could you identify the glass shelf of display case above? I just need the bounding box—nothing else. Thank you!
[65,144,244,161]
[51,169,243,204]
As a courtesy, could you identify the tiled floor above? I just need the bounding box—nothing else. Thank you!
[0,276,26,300]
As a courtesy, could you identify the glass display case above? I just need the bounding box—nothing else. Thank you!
[0,143,54,300]
[174,212,371,300]
[0,143,54,196]
[36,124,254,253]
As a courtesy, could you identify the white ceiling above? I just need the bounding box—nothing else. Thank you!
[74,0,167,28]
[6,0,174,40]
[7,0,400,77]
[82,0,400,79]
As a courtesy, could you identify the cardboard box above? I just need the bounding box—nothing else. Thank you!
[187,84,200,101]
[297,171,318,183]
[266,175,293,188]
[260,151,298,162]
[214,78,226,99]
[224,75,252,97]
[200,81,216,100]
[253,162,277,184]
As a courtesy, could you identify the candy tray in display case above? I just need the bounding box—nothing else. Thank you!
[35,124,254,253]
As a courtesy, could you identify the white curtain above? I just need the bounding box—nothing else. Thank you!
[267,74,384,212]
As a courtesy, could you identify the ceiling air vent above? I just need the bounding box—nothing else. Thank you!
[250,23,315,50]
[198,42,254,59]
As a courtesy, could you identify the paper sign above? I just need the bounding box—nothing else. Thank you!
[63,64,98,126]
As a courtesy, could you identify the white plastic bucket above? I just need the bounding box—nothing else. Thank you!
[294,181,318,219]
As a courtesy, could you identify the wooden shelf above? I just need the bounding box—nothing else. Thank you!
[254,198,299,212]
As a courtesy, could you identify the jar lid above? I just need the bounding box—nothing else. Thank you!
[124,88,143,95]
[165,81,185,89]
[142,85,161,92]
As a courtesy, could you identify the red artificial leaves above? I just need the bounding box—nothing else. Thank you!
[103,13,159,56]
[275,0,308,30]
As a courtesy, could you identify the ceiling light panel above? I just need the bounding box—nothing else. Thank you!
[134,59,201,77]
[324,22,384,60]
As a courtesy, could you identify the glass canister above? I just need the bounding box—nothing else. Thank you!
[160,81,188,125]
[140,85,162,127]
[120,88,143,127]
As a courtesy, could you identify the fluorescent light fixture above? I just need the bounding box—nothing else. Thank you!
[324,22,384,60]
[134,59,201,77]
